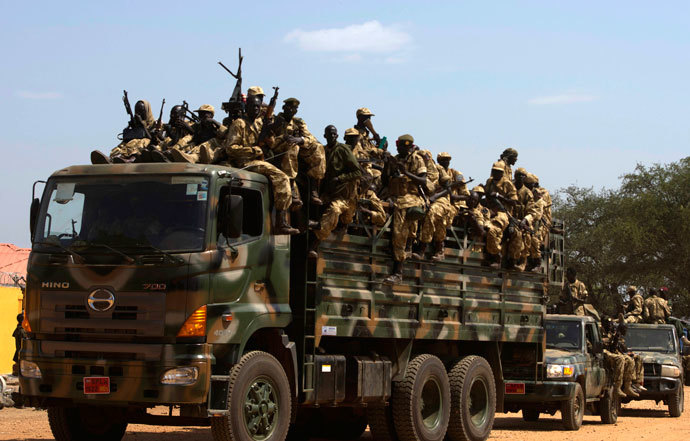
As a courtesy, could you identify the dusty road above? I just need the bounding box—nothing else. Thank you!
[0,387,688,441]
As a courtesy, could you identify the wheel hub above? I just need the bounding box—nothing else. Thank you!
[244,378,278,440]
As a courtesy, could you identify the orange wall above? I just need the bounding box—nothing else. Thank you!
[0,287,23,374]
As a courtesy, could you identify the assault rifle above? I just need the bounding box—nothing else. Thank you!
[483,194,533,234]
[121,90,151,141]
[428,176,474,203]
[182,101,200,123]
[219,48,244,118]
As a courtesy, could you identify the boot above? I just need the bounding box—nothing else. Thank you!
[616,387,627,399]
[405,239,414,259]
[150,150,171,162]
[309,178,323,206]
[383,261,403,285]
[274,211,299,235]
[636,383,647,392]
[137,150,153,163]
[308,220,320,230]
[483,253,501,269]
[171,149,194,163]
[431,241,445,261]
[411,242,427,260]
[505,257,518,270]
[199,144,213,164]
[623,382,639,398]
[308,239,320,259]
[91,150,111,165]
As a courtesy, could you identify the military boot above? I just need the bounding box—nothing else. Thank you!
[615,386,627,398]
[90,150,111,165]
[308,220,320,230]
[383,261,403,285]
[431,241,445,261]
[623,382,639,398]
[198,144,214,164]
[150,150,171,162]
[411,243,427,260]
[635,383,647,392]
[171,149,195,163]
[309,178,323,206]
[274,211,299,235]
[290,185,303,212]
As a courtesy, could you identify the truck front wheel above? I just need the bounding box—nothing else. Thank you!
[211,351,292,441]
[668,384,684,417]
[48,406,127,441]
[561,383,584,430]
[446,355,496,441]
[599,387,619,424]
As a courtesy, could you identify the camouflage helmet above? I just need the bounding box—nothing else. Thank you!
[491,161,505,171]
[283,97,300,106]
[344,128,359,137]
[397,134,414,146]
[437,152,452,161]
[472,184,485,195]
[247,86,265,96]
[356,107,374,117]
[196,104,215,115]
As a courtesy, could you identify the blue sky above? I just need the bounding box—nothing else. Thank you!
[1,1,689,247]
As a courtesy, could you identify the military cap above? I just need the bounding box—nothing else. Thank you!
[196,104,215,114]
[523,174,537,185]
[344,128,359,137]
[491,161,505,171]
[437,152,452,160]
[283,97,300,106]
[627,285,637,293]
[502,147,518,157]
[515,167,528,176]
[531,173,540,184]
[472,184,485,194]
[247,86,265,96]
[397,134,414,146]
[356,107,374,117]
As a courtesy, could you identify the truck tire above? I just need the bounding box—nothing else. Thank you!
[599,387,619,424]
[47,406,127,441]
[446,355,496,441]
[522,409,540,422]
[211,351,292,441]
[561,383,584,430]
[668,384,684,417]
[392,354,450,441]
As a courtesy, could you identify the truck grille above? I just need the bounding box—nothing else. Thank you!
[644,363,661,376]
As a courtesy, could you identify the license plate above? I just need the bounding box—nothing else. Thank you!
[505,382,525,394]
[83,377,110,395]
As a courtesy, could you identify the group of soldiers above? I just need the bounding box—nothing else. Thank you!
[90,87,554,283]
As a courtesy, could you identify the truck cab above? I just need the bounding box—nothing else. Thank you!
[624,323,685,417]
[504,314,617,430]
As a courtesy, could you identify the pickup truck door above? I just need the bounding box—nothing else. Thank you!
[585,322,605,398]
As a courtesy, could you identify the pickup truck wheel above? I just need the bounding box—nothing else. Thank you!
[447,355,496,441]
[668,384,684,417]
[561,383,584,430]
[522,409,540,422]
[392,354,451,441]
[48,406,127,441]
[599,387,619,424]
[211,351,291,441]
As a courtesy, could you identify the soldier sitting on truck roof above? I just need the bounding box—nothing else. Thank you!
[170,104,227,164]
[558,268,601,321]
[623,286,646,323]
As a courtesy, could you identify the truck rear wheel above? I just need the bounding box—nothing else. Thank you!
[561,383,584,430]
[446,355,496,441]
[47,406,127,441]
[392,354,450,441]
[522,409,540,422]
[668,384,684,417]
[211,351,292,441]
[599,387,619,424]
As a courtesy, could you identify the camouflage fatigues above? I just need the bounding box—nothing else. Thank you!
[486,211,509,255]
[560,279,599,320]
[508,185,536,261]
[497,158,513,181]
[390,151,427,262]
[625,293,646,323]
[360,188,387,227]
[272,113,326,180]
[644,294,671,324]
[109,100,156,158]
[352,126,385,186]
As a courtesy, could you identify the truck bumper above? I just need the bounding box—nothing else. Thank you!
[18,339,213,406]
[634,376,682,400]
[503,380,577,403]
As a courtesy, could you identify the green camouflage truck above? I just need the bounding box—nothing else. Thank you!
[503,314,618,430]
[19,163,563,441]
[623,323,686,417]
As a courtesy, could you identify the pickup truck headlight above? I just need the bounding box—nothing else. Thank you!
[660,365,681,378]
[161,367,199,385]
[546,364,575,378]
[20,361,42,379]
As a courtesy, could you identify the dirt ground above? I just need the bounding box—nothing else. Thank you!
[0,387,688,441]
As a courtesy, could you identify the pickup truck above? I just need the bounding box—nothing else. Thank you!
[504,314,617,430]
[624,323,686,417]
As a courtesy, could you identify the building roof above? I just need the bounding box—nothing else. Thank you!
[0,243,30,287]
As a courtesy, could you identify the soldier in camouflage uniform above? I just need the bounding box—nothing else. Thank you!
[509,168,538,270]
[171,104,227,164]
[271,98,326,206]
[383,134,427,285]
[151,105,196,162]
[359,183,388,227]
[308,126,363,258]
[613,323,645,397]
[522,173,546,271]
[223,95,298,235]
[644,289,671,324]
[466,185,490,252]
[559,268,600,321]
[352,108,386,190]
[497,147,518,180]
[601,317,628,398]
[483,197,510,268]
[624,286,646,323]
[92,99,158,164]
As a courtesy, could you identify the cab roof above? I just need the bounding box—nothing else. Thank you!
[546,314,597,323]
[49,163,266,183]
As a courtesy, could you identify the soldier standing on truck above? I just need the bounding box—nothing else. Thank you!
[644,288,671,324]
[497,147,518,180]
[352,108,386,190]
[308,126,362,258]
[509,167,538,270]
[223,94,299,235]
[383,134,427,285]
[523,173,546,271]
[624,286,646,323]
[559,267,600,321]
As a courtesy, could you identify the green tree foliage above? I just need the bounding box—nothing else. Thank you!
[554,157,690,317]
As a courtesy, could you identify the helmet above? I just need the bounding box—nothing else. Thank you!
[356,107,374,117]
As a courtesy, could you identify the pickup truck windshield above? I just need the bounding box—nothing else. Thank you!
[626,328,676,354]
[546,320,582,350]
[35,176,209,252]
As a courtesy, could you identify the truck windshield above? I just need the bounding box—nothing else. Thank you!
[35,176,209,253]
[626,328,676,354]
[546,320,582,350]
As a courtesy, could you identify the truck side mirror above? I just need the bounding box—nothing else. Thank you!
[220,194,243,239]
[29,198,40,241]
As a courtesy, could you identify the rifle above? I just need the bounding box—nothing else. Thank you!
[157,98,166,128]
[483,195,533,234]
[265,87,279,120]
[429,176,474,203]
[182,101,200,123]
[219,48,244,116]
[123,90,134,122]
[121,90,152,140]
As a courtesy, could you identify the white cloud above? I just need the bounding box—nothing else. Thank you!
[335,53,362,63]
[285,21,412,53]
[528,93,598,105]
[16,90,63,100]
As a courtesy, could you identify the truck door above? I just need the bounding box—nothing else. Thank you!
[585,322,605,398]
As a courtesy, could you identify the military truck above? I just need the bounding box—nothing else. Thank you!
[19,163,563,441]
[623,323,686,417]
[503,314,617,430]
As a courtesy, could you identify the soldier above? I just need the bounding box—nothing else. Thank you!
[152,105,196,162]
[171,104,227,164]
[509,168,538,269]
[483,197,510,268]
[624,286,646,323]
[523,173,546,271]
[465,185,490,251]
[601,317,628,398]
[358,182,388,228]
[91,99,157,164]
[644,288,671,324]
[308,126,363,258]
[497,147,518,180]
[223,95,299,235]
[612,323,644,397]
[418,149,441,195]
[352,108,386,189]
[559,267,600,321]
[383,135,427,285]
[484,161,518,212]
[659,286,673,316]
[12,312,27,376]
[271,98,326,206]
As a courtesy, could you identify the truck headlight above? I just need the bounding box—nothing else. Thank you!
[546,364,575,378]
[161,367,199,385]
[660,365,681,378]
[20,361,42,379]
